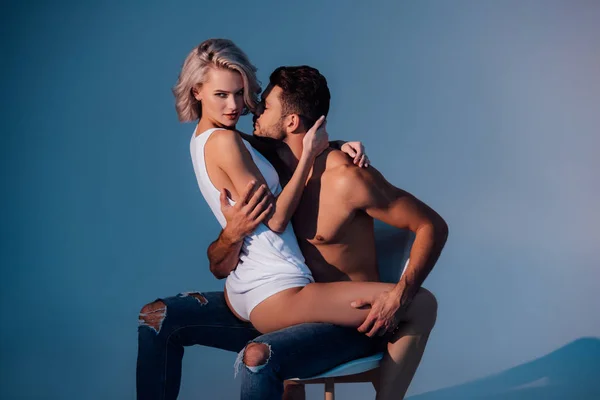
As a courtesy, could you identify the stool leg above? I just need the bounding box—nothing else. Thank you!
[325,379,334,400]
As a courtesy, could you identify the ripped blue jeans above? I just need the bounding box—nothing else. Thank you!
[137,291,381,400]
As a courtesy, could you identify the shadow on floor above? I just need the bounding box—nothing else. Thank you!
[408,337,600,399]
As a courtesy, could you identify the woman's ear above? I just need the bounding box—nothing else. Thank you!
[192,86,202,101]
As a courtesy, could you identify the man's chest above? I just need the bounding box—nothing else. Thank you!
[292,179,355,245]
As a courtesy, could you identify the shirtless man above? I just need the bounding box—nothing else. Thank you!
[208,66,448,399]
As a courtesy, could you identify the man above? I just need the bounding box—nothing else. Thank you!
[208,66,447,399]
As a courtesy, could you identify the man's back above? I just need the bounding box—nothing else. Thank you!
[291,149,380,283]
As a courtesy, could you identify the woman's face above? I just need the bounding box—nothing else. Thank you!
[194,67,245,128]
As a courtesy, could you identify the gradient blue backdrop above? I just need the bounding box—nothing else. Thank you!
[2,1,599,399]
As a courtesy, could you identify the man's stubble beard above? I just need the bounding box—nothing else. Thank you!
[261,118,286,141]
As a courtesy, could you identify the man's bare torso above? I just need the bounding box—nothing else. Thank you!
[288,149,380,283]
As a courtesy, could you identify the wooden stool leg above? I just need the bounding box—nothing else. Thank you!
[325,378,334,400]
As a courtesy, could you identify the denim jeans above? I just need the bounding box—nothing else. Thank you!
[137,291,381,400]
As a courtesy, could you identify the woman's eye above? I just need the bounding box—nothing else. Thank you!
[216,93,227,98]
[236,90,244,96]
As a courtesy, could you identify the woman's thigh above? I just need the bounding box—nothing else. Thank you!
[250,281,396,333]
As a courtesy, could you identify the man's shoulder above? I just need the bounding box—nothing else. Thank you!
[323,150,369,193]
[323,149,354,170]
[323,151,397,209]
[323,150,355,178]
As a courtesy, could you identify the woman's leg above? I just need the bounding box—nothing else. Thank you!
[250,281,396,333]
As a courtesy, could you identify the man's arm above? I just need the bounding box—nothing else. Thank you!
[207,181,273,279]
[207,229,245,280]
[340,165,448,335]
[347,165,448,299]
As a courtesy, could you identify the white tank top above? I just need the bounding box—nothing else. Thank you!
[190,128,314,292]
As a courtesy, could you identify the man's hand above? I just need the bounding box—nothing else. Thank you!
[220,180,274,242]
[351,288,411,337]
[341,141,369,168]
[207,181,274,279]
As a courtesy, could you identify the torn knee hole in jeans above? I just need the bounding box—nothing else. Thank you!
[234,342,272,377]
[138,300,167,334]
[178,291,208,305]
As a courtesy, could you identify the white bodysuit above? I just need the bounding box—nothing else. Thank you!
[190,128,314,320]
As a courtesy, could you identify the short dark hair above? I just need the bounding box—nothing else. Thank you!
[267,66,330,129]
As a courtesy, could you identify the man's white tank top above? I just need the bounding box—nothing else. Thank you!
[190,128,314,299]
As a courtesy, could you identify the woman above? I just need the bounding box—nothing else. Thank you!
[176,38,399,334]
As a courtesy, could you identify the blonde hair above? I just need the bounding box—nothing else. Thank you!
[173,39,261,122]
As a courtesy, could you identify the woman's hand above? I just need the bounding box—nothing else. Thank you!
[302,116,329,160]
[341,141,369,167]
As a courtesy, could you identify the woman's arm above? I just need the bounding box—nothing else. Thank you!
[208,117,328,233]
[243,133,369,168]
[207,181,272,279]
